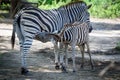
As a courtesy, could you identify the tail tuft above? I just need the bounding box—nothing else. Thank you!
[11,26,15,49]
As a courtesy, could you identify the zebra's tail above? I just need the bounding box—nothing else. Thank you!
[11,10,22,49]
[11,23,16,49]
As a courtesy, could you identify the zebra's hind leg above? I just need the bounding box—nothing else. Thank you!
[20,39,33,75]
[55,63,60,70]
[21,67,29,75]
[60,63,67,73]
[16,27,29,75]
[20,44,29,75]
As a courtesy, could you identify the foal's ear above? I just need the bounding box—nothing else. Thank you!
[87,4,92,9]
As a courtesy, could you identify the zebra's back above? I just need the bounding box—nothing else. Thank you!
[15,7,63,33]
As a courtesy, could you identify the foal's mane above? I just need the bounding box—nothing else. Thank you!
[58,22,87,37]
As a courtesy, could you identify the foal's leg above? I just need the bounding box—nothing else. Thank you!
[71,44,76,72]
[53,41,60,69]
[64,44,68,68]
[78,44,85,69]
[59,43,67,72]
[86,43,94,69]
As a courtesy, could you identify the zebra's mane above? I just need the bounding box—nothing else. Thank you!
[58,1,87,9]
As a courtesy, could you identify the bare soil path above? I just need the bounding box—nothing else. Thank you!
[0,18,120,80]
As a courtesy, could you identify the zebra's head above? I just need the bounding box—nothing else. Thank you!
[35,32,60,43]
[72,1,92,32]
[59,1,92,32]
[77,4,92,32]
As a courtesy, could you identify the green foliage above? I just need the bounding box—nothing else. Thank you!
[0,3,10,10]
[84,0,120,18]
[38,1,67,9]
[38,0,70,9]
[27,0,39,3]
[37,0,120,18]
[1,0,120,18]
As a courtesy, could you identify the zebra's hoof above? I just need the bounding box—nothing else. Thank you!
[61,66,67,73]
[21,67,29,75]
[55,63,60,70]
[80,65,84,69]
[55,65,60,70]
[91,63,94,70]
[91,65,94,70]
[73,70,76,73]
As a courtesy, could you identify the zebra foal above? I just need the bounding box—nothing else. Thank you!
[46,22,94,72]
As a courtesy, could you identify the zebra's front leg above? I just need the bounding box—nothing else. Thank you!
[20,39,33,75]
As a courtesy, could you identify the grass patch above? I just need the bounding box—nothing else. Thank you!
[38,1,69,10]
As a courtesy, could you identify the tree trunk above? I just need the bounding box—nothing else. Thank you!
[10,0,21,18]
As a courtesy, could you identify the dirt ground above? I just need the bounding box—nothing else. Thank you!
[0,18,120,80]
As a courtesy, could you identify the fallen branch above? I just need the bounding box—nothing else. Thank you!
[98,61,115,77]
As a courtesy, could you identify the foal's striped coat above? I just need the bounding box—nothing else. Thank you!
[47,22,93,72]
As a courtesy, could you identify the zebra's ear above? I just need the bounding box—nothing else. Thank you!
[87,4,92,9]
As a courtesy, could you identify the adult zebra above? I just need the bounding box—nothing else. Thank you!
[11,1,92,75]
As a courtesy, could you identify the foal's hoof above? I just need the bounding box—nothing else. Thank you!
[21,67,29,75]
[61,66,67,73]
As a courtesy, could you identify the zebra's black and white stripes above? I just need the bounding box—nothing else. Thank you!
[11,1,92,74]
[46,22,93,72]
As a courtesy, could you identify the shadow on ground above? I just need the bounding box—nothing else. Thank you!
[92,22,120,30]
[0,21,120,79]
